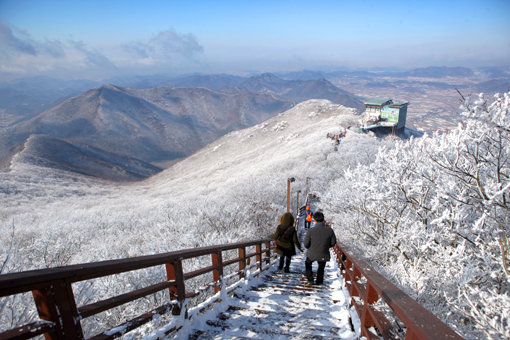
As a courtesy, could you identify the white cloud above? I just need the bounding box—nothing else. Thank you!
[0,22,206,80]
[0,21,36,56]
[68,40,117,72]
[119,29,205,72]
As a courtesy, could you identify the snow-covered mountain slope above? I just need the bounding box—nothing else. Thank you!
[0,99,384,268]
[2,91,507,339]
[0,99,389,337]
[11,135,161,181]
[146,99,363,199]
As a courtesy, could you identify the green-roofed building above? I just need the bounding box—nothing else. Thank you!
[360,97,409,131]
[364,97,393,106]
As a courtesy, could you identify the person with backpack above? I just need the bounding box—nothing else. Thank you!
[304,206,313,230]
[303,211,337,285]
[270,212,302,273]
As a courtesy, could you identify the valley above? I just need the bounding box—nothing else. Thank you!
[331,74,471,131]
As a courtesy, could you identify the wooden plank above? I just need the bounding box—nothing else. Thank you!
[88,302,177,340]
[256,244,262,270]
[183,265,215,280]
[245,251,260,259]
[51,279,84,339]
[351,280,366,300]
[0,321,54,340]
[238,247,246,280]
[32,281,84,340]
[222,257,241,267]
[351,300,378,340]
[32,287,60,340]
[78,280,175,318]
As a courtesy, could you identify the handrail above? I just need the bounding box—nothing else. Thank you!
[333,243,463,340]
[0,238,276,340]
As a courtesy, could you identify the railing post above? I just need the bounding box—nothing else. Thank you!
[360,306,376,340]
[166,259,186,316]
[366,282,378,304]
[334,246,344,270]
[211,251,223,294]
[346,258,353,271]
[238,247,246,279]
[256,243,262,270]
[32,280,84,340]
[264,241,271,268]
[353,265,362,281]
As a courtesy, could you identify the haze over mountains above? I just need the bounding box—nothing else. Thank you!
[3,66,508,121]
[1,66,509,180]
[0,73,363,180]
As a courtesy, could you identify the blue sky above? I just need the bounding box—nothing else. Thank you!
[1,0,509,80]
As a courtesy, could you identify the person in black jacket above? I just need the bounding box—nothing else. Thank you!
[270,212,302,273]
[303,211,337,285]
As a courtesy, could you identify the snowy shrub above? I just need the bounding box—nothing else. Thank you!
[5,94,505,338]
[323,92,510,339]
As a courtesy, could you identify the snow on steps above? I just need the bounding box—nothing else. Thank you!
[185,254,357,339]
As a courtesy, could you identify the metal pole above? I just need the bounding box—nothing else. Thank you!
[287,179,291,212]
[286,177,295,213]
[296,190,300,217]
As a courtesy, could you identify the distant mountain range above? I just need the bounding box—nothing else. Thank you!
[0,76,99,119]
[397,66,475,78]
[0,74,363,180]
[3,66,509,119]
[2,66,509,180]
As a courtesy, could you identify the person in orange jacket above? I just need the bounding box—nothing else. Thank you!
[304,206,313,230]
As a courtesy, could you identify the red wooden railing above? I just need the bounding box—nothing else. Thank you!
[0,236,466,340]
[0,239,275,340]
[333,243,463,340]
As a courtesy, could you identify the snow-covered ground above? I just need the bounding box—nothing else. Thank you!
[169,254,358,340]
[2,92,508,339]
[1,99,374,267]
[1,99,380,336]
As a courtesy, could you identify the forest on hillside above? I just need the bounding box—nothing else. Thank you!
[1,93,508,339]
[322,92,510,339]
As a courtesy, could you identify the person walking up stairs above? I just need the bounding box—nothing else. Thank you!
[304,211,337,285]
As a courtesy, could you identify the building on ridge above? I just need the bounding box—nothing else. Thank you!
[360,97,409,133]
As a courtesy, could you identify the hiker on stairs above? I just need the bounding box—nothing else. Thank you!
[304,211,337,285]
[304,205,313,230]
[270,212,302,273]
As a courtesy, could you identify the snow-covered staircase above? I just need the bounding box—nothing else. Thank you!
[186,254,357,339]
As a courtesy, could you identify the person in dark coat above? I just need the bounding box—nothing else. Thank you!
[303,211,337,285]
[270,212,302,273]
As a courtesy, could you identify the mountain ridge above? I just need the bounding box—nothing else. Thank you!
[1,76,363,179]
[12,135,162,181]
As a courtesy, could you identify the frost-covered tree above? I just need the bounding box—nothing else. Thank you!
[324,92,509,339]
